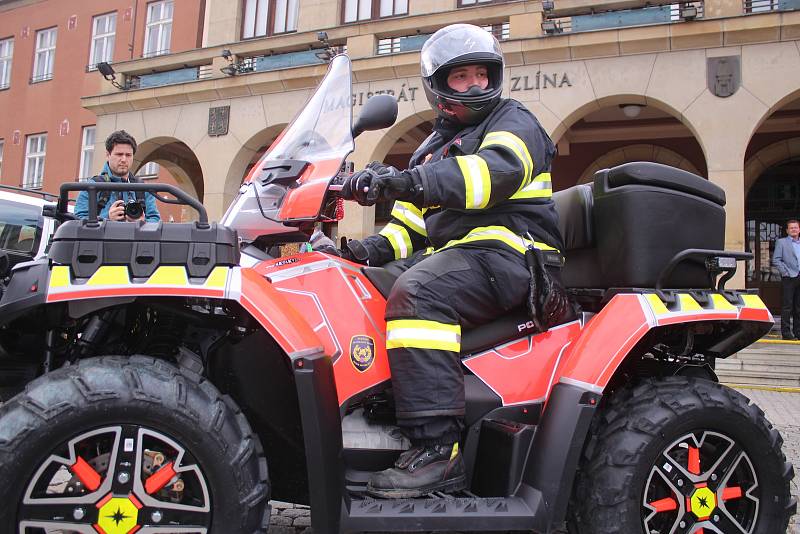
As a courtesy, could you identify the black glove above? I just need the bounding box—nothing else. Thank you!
[339,238,370,265]
[342,161,421,206]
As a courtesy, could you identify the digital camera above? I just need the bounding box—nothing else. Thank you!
[124,199,145,220]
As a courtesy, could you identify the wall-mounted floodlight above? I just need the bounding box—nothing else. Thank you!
[97,62,125,90]
[541,20,562,34]
[679,5,698,20]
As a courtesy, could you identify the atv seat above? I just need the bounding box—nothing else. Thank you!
[48,220,240,279]
[362,266,534,356]
[553,162,726,289]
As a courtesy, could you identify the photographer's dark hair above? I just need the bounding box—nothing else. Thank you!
[788,219,799,228]
[105,130,137,154]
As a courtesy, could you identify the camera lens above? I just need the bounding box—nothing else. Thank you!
[125,200,144,219]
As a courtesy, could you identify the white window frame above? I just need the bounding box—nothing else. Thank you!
[24,134,47,189]
[344,0,407,23]
[89,13,116,70]
[79,126,96,181]
[0,139,4,179]
[32,28,57,83]
[242,0,299,38]
[144,0,173,57]
[136,161,160,178]
[0,38,13,90]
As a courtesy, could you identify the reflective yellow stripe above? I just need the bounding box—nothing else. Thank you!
[480,131,533,187]
[204,266,229,289]
[741,294,767,309]
[391,201,427,236]
[380,222,414,260]
[386,319,461,352]
[50,265,71,288]
[509,172,553,200]
[87,265,130,286]
[436,225,558,255]
[455,155,491,209]
[677,293,703,312]
[146,265,189,286]
[646,293,670,315]
[710,293,737,311]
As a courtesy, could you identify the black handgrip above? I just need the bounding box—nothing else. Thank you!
[58,182,209,229]
[655,248,752,292]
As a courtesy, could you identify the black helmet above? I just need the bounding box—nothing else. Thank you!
[421,24,504,126]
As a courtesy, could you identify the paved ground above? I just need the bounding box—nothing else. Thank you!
[268,386,800,533]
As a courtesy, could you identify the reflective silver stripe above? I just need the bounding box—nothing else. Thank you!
[455,154,491,209]
[390,201,427,236]
[379,222,413,260]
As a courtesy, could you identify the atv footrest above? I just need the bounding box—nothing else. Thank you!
[345,493,539,531]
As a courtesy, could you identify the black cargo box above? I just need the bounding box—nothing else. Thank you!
[555,162,726,289]
[48,220,239,279]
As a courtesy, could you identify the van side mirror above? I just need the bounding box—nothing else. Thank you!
[353,94,398,138]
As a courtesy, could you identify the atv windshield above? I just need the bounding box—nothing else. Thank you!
[222,55,354,239]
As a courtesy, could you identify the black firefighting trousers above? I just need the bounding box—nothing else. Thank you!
[383,246,534,444]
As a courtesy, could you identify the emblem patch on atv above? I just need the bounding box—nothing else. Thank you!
[350,335,375,372]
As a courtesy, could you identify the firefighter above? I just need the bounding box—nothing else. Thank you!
[341,23,569,498]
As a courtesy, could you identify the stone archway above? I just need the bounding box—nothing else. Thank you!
[223,124,288,198]
[135,137,204,200]
[133,136,204,222]
[549,97,706,191]
[577,144,702,184]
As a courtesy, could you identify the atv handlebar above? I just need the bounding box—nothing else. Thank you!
[58,182,209,229]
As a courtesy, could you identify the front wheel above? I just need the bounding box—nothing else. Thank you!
[568,377,796,534]
[0,356,270,533]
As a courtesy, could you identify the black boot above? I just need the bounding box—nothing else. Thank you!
[367,443,466,499]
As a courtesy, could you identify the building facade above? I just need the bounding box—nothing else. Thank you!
[0,0,205,218]
[5,0,800,308]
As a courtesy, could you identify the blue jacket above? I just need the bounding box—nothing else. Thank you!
[74,163,161,222]
[773,236,800,278]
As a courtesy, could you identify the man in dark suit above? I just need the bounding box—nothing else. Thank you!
[773,219,800,340]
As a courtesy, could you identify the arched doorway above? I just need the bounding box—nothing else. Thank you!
[135,137,204,222]
[551,103,706,191]
[743,94,800,312]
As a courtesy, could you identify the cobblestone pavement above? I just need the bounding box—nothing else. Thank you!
[268,386,800,533]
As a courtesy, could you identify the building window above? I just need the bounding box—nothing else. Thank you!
[144,0,173,57]
[0,38,12,90]
[343,0,408,23]
[0,139,4,179]
[24,134,47,189]
[136,161,159,178]
[481,22,510,40]
[89,13,116,70]
[79,126,96,181]
[242,0,300,38]
[32,28,57,83]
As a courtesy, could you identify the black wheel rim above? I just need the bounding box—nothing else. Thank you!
[642,430,759,534]
[18,425,211,533]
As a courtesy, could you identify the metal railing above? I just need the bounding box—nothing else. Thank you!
[376,23,507,55]
[126,64,214,90]
[542,1,704,34]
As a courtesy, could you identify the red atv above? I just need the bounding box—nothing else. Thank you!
[0,54,795,534]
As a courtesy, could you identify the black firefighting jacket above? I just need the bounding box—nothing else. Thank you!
[361,98,561,266]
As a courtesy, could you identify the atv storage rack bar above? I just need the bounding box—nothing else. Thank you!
[57,182,209,227]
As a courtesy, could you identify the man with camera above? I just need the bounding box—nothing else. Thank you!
[75,130,161,222]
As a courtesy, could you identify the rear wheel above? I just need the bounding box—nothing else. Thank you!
[0,355,270,533]
[568,376,795,534]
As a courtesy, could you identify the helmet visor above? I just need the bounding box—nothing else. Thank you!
[420,24,503,78]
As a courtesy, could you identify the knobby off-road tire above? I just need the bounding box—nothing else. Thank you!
[0,355,270,533]
[568,376,795,534]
